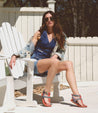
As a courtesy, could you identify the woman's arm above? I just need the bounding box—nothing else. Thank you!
[31,31,41,46]
[9,31,41,68]
[13,31,41,58]
[51,54,58,59]
[28,31,41,54]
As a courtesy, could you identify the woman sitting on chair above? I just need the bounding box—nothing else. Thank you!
[9,11,87,108]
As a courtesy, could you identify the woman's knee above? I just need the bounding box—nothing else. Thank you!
[64,61,73,70]
[50,58,60,67]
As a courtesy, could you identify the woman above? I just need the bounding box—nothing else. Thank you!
[9,11,87,107]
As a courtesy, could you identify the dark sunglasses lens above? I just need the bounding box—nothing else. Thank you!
[45,17,54,22]
[50,17,54,21]
[45,18,48,22]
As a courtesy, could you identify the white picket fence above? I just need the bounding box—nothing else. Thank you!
[60,37,98,82]
[0,7,98,82]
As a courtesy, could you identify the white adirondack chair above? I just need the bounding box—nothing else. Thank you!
[0,60,6,107]
[0,22,62,106]
[0,58,16,111]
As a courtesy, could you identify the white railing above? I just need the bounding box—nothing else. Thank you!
[60,37,98,83]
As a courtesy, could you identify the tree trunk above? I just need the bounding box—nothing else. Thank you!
[81,1,85,36]
[70,0,77,37]
[73,10,77,37]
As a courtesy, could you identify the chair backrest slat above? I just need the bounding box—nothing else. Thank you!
[18,32,26,49]
[2,23,15,56]
[12,27,26,52]
[11,27,25,75]
[0,60,6,79]
[0,22,26,78]
[0,28,9,56]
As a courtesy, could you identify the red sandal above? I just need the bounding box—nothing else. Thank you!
[42,90,51,107]
[71,94,87,108]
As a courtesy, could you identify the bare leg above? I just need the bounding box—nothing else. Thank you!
[57,60,86,106]
[58,61,79,94]
[37,58,60,105]
[38,59,79,94]
[37,59,86,106]
[37,58,60,91]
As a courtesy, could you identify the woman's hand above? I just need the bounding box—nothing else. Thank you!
[9,55,16,69]
[32,31,41,46]
[51,54,58,59]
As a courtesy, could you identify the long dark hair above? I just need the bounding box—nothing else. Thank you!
[39,11,65,49]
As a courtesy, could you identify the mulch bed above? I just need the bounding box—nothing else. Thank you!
[15,84,70,97]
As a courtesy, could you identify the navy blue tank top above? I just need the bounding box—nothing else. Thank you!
[31,31,56,60]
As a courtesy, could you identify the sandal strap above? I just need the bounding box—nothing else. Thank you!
[72,94,81,97]
[42,90,50,98]
[72,97,82,102]
[72,94,82,103]
[42,95,51,98]
[71,94,87,107]
[43,90,50,95]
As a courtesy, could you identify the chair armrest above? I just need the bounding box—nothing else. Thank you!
[0,78,7,87]
[20,58,37,63]
[0,54,10,60]
[0,54,37,63]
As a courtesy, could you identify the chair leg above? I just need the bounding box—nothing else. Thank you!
[27,67,33,102]
[16,62,37,107]
[26,62,37,106]
[3,76,16,111]
[53,82,64,102]
[53,82,59,98]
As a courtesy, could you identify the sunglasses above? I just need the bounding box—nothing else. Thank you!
[44,17,54,22]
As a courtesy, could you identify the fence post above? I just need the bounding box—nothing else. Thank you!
[0,0,6,7]
[47,0,56,12]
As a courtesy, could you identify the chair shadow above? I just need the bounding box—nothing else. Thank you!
[33,94,79,108]
[33,94,42,104]
[33,93,62,104]
[15,88,63,104]
[15,94,79,108]
[60,101,79,108]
